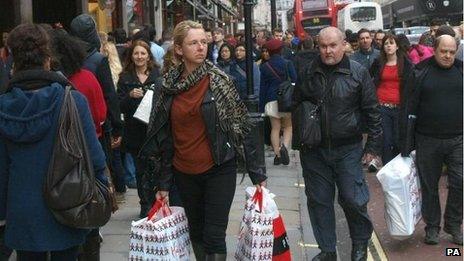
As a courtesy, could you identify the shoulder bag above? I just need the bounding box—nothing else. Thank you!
[266,62,295,112]
[43,86,113,229]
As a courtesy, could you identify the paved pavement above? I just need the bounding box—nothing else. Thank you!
[100,150,463,261]
[100,150,321,260]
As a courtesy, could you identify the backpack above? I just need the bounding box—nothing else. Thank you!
[43,86,112,229]
[266,62,295,112]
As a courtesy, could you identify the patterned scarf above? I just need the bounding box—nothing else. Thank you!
[147,60,252,147]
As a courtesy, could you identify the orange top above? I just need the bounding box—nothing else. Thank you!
[171,75,215,174]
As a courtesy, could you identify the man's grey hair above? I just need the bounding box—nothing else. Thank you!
[319,27,345,42]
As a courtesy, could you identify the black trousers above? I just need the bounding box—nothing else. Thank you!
[174,159,237,254]
[300,142,373,252]
[17,246,79,261]
[416,133,463,230]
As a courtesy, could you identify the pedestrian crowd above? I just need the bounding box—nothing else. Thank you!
[0,14,462,261]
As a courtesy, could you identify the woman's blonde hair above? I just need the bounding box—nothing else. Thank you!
[172,20,204,60]
[99,31,123,87]
[163,46,180,74]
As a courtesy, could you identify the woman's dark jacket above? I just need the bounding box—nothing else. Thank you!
[369,57,413,155]
[259,54,297,112]
[117,69,160,154]
[139,78,267,191]
[230,59,261,101]
[0,70,106,251]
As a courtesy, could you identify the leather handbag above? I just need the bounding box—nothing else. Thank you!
[266,62,295,113]
[43,86,112,229]
[292,101,321,149]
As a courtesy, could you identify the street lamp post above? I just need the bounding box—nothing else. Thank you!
[270,0,277,30]
[243,0,266,173]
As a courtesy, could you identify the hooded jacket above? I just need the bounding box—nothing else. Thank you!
[70,14,123,137]
[0,70,106,251]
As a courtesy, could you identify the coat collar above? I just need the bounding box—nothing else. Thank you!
[309,54,351,76]
[7,69,69,92]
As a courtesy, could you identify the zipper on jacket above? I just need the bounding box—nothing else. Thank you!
[321,74,331,150]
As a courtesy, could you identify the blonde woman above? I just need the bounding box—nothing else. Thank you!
[140,20,267,261]
[99,32,123,87]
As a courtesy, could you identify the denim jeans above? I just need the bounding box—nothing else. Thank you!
[110,148,128,193]
[416,133,463,230]
[300,142,373,252]
[380,106,399,164]
[174,159,237,254]
[122,152,137,185]
[17,246,79,261]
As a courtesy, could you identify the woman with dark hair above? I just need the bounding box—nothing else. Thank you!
[230,43,260,100]
[51,29,107,139]
[117,40,161,218]
[216,43,235,74]
[370,33,414,164]
[140,20,266,260]
[0,24,107,260]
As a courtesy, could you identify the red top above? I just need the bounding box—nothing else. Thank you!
[171,75,214,174]
[69,69,107,138]
[377,65,400,105]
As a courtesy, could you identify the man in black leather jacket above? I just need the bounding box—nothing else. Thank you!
[293,27,382,261]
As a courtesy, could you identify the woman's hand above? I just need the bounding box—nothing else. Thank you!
[156,190,169,204]
[130,88,144,99]
[255,180,267,193]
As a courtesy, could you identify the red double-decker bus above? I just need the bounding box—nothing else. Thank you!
[289,0,352,38]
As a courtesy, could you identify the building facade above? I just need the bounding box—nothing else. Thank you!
[1,0,240,41]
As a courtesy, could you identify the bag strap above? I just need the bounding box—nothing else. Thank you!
[266,63,282,81]
[147,199,172,220]
[235,64,247,79]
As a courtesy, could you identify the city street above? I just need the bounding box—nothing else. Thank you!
[99,150,463,261]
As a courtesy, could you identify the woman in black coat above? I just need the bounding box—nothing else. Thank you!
[117,40,160,217]
[369,33,414,165]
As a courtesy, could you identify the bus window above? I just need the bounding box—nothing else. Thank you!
[350,7,376,22]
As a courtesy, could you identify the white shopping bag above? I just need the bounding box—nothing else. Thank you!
[235,187,277,261]
[129,200,191,260]
[133,89,154,124]
[376,152,421,238]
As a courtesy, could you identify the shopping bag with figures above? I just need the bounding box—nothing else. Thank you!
[235,187,291,261]
[129,200,191,261]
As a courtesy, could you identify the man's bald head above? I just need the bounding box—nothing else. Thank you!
[319,27,345,42]
[434,34,457,69]
[318,27,346,65]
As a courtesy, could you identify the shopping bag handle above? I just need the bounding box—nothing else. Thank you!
[252,188,263,213]
[147,199,171,220]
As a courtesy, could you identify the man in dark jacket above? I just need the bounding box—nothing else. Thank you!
[402,35,463,246]
[293,27,382,261]
[351,28,380,70]
[70,14,123,143]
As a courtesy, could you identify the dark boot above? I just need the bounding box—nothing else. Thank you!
[351,242,368,261]
[312,251,337,261]
[205,253,226,261]
[424,227,440,245]
[78,235,101,261]
[191,242,206,261]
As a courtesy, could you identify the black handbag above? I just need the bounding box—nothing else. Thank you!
[43,86,112,229]
[292,78,334,150]
[292,101,321,149]
[266,62,294,112]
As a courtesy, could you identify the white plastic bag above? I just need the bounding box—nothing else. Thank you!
[376,152,421,238]
[129,201,191,260]
[133,89,154,124]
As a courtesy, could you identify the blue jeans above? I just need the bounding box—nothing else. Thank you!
[122,153,137,185]
[380,106,399,164]
[300,142,373,252]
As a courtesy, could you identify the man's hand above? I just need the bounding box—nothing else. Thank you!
[111,136,122,149]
